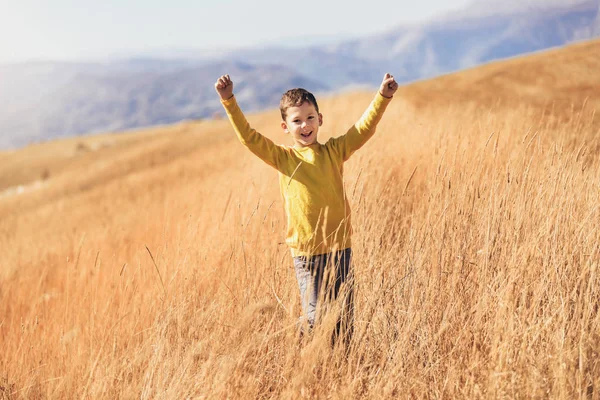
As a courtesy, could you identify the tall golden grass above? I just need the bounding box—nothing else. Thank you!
[1,40,599,399]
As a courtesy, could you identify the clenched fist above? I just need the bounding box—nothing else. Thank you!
[215,74,234,101]
[379,73,398,98]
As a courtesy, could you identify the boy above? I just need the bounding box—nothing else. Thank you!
[215,73,397,342]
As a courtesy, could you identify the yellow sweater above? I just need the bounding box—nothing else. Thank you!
[221,92,391,256]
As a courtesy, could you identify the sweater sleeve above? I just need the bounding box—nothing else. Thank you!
[327,92,392,162]
[221,95,287,170]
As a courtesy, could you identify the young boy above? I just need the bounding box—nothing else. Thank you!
[215,73,397,342]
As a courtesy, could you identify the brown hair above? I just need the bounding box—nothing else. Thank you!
[279,88,319,120]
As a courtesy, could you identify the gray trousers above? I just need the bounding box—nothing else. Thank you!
[293,248,354,343]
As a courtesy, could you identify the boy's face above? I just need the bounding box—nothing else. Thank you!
[281,101,323,148]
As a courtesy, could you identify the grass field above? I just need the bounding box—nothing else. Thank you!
[1,39,599,399]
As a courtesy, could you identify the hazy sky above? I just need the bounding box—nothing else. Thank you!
[0,0,473,63]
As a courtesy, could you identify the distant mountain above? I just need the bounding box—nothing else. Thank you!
[0,0,598,149]
[0,61,328,149]
[316,0,600,81]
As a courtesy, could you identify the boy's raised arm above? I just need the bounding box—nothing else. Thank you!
[329,73,398,162]
[215,74,287,170]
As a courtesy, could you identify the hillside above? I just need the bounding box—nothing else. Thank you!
[2,39,598,197]
[0,40,599,399]
[402,39,600,113]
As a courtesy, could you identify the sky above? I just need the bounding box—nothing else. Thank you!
[0,0,473,64]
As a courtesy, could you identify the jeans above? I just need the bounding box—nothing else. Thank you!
[293,248,354,343]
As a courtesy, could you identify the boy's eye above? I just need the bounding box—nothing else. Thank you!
[308,116,314,119]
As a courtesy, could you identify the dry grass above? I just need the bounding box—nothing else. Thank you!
[1,40,599,399]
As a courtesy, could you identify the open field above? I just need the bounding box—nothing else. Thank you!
[1,40,599,398]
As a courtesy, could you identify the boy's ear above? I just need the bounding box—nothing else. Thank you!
[318,113,323,126]
[281,120,289,133]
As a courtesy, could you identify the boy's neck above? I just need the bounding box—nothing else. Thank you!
[293,141,319,150]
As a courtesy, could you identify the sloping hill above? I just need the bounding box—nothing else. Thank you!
[1,39,597,199]
[401,39,600,114]
[0,38,598,400]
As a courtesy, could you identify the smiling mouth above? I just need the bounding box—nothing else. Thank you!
[301,131,312,138]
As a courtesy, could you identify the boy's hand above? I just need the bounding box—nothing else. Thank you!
[379,73,398,98]
[215,74,234,101]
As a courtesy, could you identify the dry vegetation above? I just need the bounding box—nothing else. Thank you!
[1,40,599,399]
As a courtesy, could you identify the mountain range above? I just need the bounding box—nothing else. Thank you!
[1,0,598,150]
